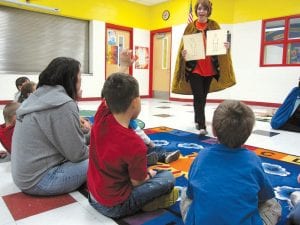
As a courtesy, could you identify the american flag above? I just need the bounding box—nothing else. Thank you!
[188,0,193,23]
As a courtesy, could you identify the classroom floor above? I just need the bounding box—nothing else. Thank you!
[0,98,299,225]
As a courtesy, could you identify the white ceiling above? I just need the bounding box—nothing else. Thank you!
[128,0,169,6]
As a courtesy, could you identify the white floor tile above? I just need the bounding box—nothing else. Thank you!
[15,202,116,225]
[0,197,15,225]
[0,98,299,225]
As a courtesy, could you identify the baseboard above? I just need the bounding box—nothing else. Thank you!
[0,97,281,108]
[169,97,281,108]
[153,91,169,100]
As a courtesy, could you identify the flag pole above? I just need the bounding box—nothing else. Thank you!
[188,0,193,24]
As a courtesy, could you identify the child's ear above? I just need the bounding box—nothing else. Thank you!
[132,97,139,107]
[12,115,17,124]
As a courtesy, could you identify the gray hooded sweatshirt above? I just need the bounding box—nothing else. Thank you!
[11,85,88,191]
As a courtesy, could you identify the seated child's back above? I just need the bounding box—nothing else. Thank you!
[0,102,20,153]
[183,100,281,225]
[87,73,177,219]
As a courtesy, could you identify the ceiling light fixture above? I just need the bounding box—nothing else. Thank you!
[0,0,60,13]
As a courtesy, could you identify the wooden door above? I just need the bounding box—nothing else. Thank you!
[152,31,171,99]
[106,25,132,78]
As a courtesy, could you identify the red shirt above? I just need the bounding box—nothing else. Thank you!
[193,21,216,77]
[87,101,148,207]
[0,123,15,153]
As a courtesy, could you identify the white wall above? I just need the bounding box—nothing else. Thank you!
[1,19,299,104]
[83,20,105,98]
[170,20,299,104]
[133,28,150,96]
[0,20,107,101]
[0,74,39,100]
[0,20,151,101]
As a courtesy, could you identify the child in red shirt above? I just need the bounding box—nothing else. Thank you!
[0,102,20,154]
[87,73,178,218]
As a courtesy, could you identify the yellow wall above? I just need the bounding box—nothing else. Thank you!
[0,0,151,29]
[149,0,235,30]
[0,0,300,29]
[233,0,300,23]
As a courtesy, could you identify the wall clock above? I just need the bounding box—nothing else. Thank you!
[162,10,170,21]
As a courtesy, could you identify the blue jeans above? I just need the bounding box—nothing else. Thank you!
[24,159,88,196]
[287,203,300,225]
[89,170,175,218]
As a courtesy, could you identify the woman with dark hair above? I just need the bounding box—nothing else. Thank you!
[172,0,235,136]
[11,57,88,196]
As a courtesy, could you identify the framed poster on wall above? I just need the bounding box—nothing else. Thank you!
[135,46,149,69]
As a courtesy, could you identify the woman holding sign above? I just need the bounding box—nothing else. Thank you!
[172,0,235,136]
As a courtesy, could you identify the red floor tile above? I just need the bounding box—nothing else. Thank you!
[2,192,76,220]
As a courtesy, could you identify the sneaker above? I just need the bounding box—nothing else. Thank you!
[164,150,180,164]
[199,129,208,136]
[0,151,8,159]
[147,152,158,166]
[142,188,179,212]
[291,191,300,207]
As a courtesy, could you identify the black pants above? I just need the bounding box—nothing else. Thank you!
[189,73,213,129]
[280,104,300,132]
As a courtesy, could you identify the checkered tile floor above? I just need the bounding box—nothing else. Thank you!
[0,98,299,225]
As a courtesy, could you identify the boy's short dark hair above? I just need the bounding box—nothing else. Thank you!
[3,102,20,124]
[212,100,255,148]
[102,73,139,113]
[15,77,29,90]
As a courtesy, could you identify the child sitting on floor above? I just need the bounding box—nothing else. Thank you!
[129,119,180,165]
[14,76,30,102]
[0,102,20,154]
[271,77,300,132]
[18,81,37,103]
[80,116,92,145]
[180,100,281,225]
[87,73,178,219]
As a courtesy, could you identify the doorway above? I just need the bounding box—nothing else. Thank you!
[105,24,133,78]
[150,28,172,99]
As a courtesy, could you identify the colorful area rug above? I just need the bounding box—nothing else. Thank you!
[115,127,300,225]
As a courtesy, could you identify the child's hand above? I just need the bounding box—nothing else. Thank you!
[148,141,155,148]
[147,169,157,179]
[119,49,138,67]
[224,42,230,49]
[182,49,187,60]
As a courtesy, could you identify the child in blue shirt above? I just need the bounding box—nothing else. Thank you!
[129,119,180,165]
[181,100,281,225]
